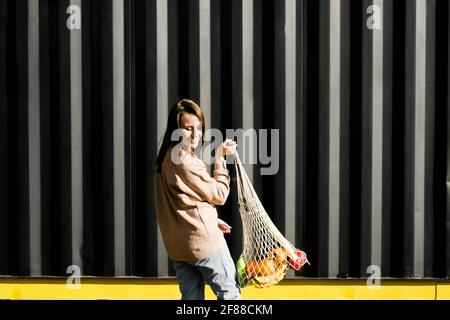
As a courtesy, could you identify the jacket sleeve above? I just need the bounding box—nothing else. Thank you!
[174,155,231,206]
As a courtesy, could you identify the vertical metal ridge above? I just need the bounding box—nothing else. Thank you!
[447,0,450,279]
[361,0,373,276]
[28,0,41,276]
[285,0,296,277]
[413,0,426,277]
[199,0,211,128]
[229,0,243,260]
[15,0,31,275]
[69,0,83,273]
[371,0,384,270]
[404,0,416,277]
[187,0,200,101]
[272,0,286,241]
[328,0,341,277]
[295,0,307,255]
[338,0,350,276]
[156,0,169,277]
[318,0,330,277]
[0,0,8,275]
[199,0,211,174]
[242,0,254,183]
[423,0,436,277]
[113,0,126,276]
[230,0,242,128]
[381,0,394,276]
[167,0,179,106]
[251,0,263,219]
[209,0,222,132]
[124,0,134,277]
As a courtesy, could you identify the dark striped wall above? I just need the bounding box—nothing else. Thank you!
[0,0,449,279]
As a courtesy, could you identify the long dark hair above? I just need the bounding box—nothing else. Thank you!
[155,99,205,173]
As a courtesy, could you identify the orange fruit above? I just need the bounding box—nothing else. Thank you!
[246,259,277,277]
[271,247,288,266]
[256,259,276,276]
[245,261,259,277]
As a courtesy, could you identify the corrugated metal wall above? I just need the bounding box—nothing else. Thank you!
[0,0,449,278]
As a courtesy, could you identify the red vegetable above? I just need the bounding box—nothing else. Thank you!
[288,249,308,270]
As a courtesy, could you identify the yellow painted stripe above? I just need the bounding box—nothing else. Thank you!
[437,282,450,300]
[0,278,448,300]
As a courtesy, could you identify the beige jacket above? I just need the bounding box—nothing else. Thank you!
[154,146,231,261]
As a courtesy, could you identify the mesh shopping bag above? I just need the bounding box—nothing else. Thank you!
[233,152,309,288]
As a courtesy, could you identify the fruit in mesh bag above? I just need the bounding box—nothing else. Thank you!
[245,260,258,277]
[270,247,288,267]
[287,249,308,270]
[258,259,277,276]
[254,264,287,288]
[236,256,249,288]
[245,258,276,277]
[242,249,293,288]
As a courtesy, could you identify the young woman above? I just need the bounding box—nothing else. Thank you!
[154,98,240,300]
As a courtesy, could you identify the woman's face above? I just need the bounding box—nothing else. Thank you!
[178,113,203,151]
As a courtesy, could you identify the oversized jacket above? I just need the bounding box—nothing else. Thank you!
[154,146,231,261]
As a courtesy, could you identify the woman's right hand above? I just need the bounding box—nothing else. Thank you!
[218,218,232,233]
[216,139,237,158]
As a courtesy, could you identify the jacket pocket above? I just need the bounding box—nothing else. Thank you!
[197,202,219,238]
[196,203,211,238]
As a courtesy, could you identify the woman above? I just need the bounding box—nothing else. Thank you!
[154,98,240,300]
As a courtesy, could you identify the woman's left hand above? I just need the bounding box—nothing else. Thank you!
[218,218,232,233]
[216,139,237,158]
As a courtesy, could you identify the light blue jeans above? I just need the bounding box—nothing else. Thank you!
[172,245,241,300]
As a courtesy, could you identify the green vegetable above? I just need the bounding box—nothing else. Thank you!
[236,255,249,288]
